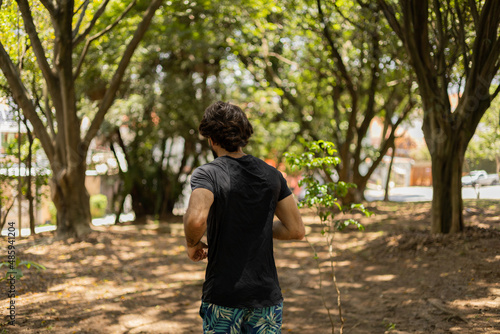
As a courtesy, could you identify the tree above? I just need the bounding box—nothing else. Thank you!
[0,0,163,238]
[93,0,228,222]
[378,0,500,233]
[229,0,417,202]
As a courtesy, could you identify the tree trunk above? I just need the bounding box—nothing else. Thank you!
[342,176,366,204]
[114,191,126,225]
[384,145,396,202]
[25,118,36,236]
[50,164,92,238]
[0,200,15,232]
[130,182,153,224]
[421,98,470,234]
[430,153,464,233]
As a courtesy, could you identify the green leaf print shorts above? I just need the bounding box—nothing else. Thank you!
[199,301,283,334]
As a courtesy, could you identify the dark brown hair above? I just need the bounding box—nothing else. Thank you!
[199,101,254,152]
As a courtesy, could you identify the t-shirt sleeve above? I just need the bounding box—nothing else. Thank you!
[190,166,215,194]
[278,171,292,201]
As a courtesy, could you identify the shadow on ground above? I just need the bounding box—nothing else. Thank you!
[0,200,499,333]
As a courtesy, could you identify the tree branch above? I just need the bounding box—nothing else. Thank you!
[431,0,449,100]
[74,0,137,79]
[362,99,414,184]
[491,84,500,101]
[72,0,90,39]
[0,42,55,160]
[83,0,163,152]
[16,0,57,93]
[468,0,479,29]
[481,38,500,79]
[466,0,500,91]
[333,1,369,34]
[73,0,112,45]
[39,0,56,16]
[317,0,356,97]
[377,0,404,40]
[74,0,88,15]
[317,0,359,163]
[355,33,381,164]
[268,52,299,68]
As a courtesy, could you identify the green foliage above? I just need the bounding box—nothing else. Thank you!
[383,319,397,331]
[0,258,46,281]
[92,0,238,219]
[48,201,57,224]
[465,96,500,173]
[285,140,371,231]
[90,194,108,218]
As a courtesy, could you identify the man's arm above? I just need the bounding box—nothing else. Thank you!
[273,194,305,240]
[183,188,214,261]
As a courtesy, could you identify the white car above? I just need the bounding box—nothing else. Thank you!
[462,170,499,186]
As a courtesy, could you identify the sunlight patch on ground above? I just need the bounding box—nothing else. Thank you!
[365,274,396,282]
[485,255,500,263]
[120,313,157,328]
[334,260,352,267]
[277,262,301,269]
[162,244,186,256]
[452,296,500,309]
[167,271,205,281]
[384,286,416,295]
[364,265,378,272]
[287,249,313,258]
[47,276,96,292]
[133,240,153,248]
[337,282,364,289]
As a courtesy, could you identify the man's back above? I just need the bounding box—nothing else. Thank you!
[183,100,304,333]
[191,155,291,308]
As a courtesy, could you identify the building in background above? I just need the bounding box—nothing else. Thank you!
[365,116,432,188]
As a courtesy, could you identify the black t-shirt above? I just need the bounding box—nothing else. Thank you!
[190,154,292,308]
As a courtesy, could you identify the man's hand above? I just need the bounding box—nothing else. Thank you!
[187,241,208,262]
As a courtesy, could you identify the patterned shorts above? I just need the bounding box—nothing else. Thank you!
[199,301,283,334]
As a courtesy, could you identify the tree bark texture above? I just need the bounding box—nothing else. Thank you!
[429,140,465,233]
[50,163,92,237]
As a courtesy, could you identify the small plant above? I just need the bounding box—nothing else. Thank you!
[285,140,372,334]
[383,319,397,331]
[90,194,108,218]
[0,258,46,280]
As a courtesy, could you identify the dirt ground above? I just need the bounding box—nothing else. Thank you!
[1,200,499,334]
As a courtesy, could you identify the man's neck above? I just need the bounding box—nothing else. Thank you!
[216,148,246,159]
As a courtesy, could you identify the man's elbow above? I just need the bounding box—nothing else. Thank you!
[185,217,206,230]
[292,226,306,240]
[183,213,207,232]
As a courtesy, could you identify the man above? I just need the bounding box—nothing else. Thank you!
[183,101,305,333]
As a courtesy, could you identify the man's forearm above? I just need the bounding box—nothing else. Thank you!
[185,234,202,247]
[184,222,205,247]
[183,212,207,247]
[272,220,297,240]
